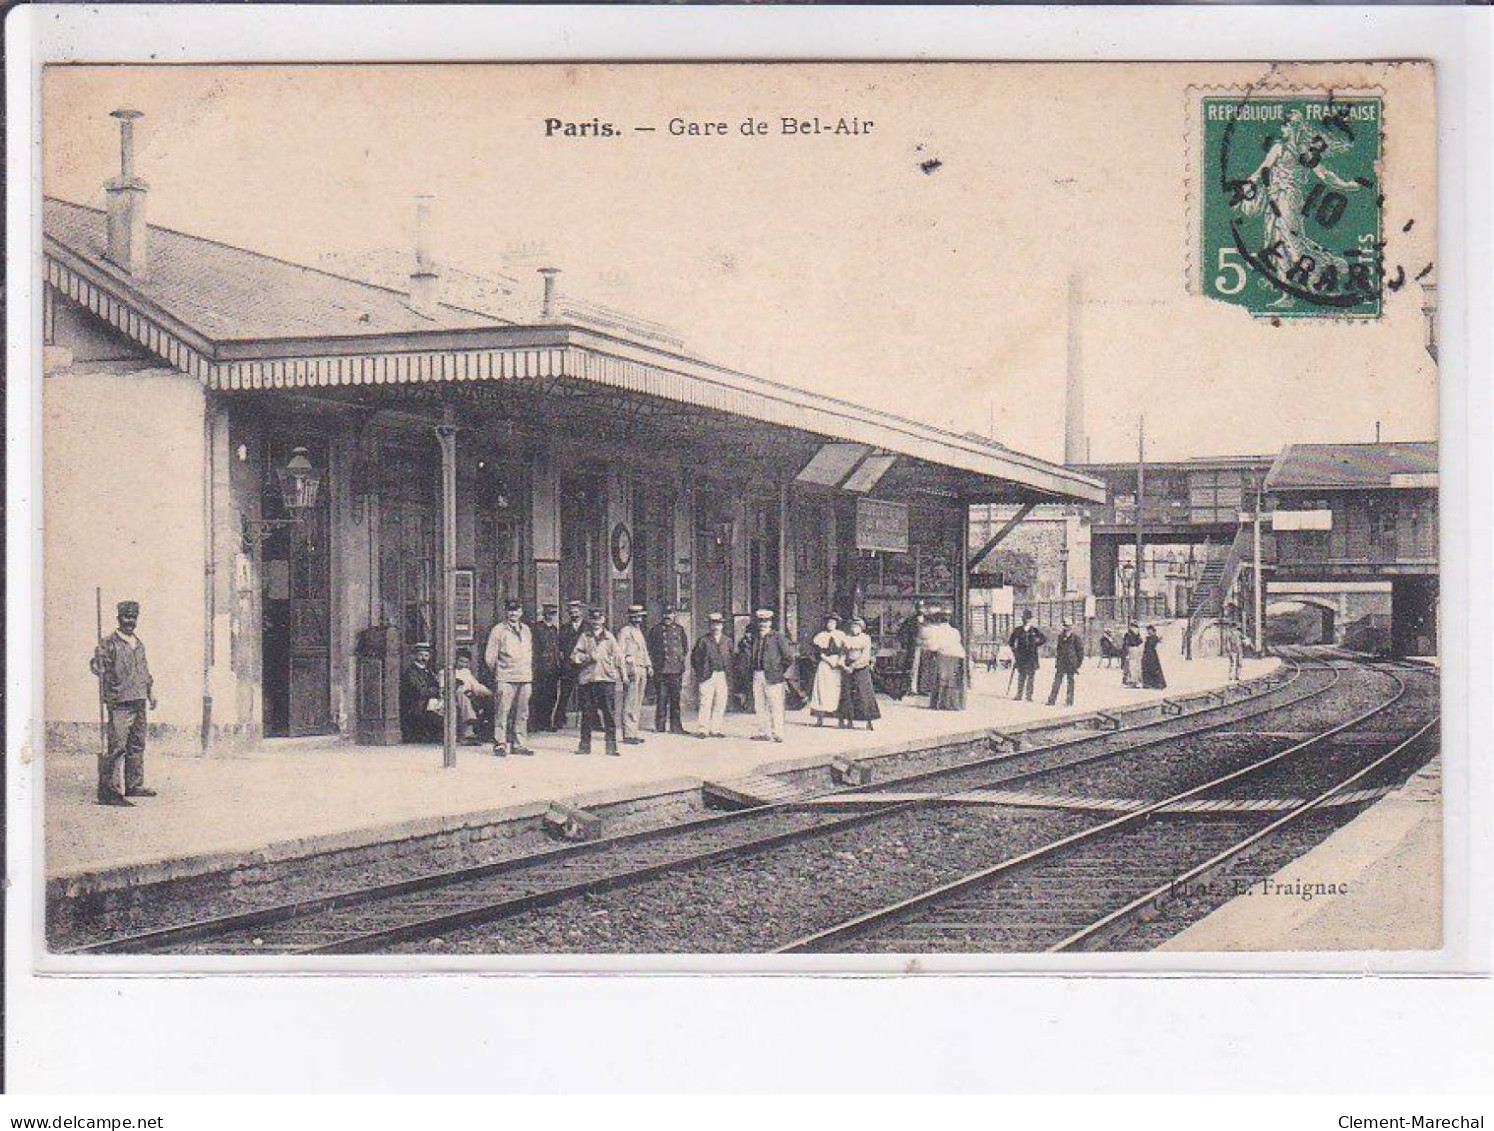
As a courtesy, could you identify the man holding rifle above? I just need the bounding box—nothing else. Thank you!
[90,599,157,807]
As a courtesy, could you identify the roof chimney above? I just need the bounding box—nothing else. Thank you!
[104,109,148,279]
[538,267,560,321]
[408,194,440,317]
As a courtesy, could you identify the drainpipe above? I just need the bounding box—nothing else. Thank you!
[201,403,216,753]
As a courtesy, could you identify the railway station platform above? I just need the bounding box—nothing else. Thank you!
[44,623,1274,892]
[1160,754,1442,953]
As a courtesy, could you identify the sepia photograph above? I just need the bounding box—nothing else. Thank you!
[36,60,1442,964]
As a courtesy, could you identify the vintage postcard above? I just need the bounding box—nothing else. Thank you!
[35,60,1442,966]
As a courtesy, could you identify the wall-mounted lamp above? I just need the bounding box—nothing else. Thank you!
[243,446,323,547]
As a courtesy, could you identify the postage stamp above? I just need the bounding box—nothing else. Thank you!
[1200,91,1384,319]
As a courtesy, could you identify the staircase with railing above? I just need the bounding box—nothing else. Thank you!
[1185,527,1252,656]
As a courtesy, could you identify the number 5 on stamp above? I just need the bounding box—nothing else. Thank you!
[1199,93,1383,319]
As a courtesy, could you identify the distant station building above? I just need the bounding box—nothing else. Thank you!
[41,111,1103,753]
[1264,442,1438,656]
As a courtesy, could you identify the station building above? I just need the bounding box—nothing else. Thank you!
[41,114,1104,754]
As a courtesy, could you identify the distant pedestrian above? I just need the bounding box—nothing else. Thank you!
[647,603,690,734]
[1120,621,1143,688]
[552,600,587,729]
[746,608,796,743]
[924,606,969,712]
[399,641,443,744]
[484,599,534,757]
[808,614,846,726]
[529,603,563,731]
[690,612,732,738]
[616,604,653,745]
[90,599,157,806]
[837,615,881,730]
[1007,609,1047,702]
[1222,603,1244,682]
[1046,619,1084,707]
[895,600,928,699]
[571,608,622,756]
[1142,624,1168,690]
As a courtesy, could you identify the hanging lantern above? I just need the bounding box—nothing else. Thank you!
[276,446,322,512]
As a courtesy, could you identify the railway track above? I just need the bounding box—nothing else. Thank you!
[780,662,1435,954]
[69,652,1426,956]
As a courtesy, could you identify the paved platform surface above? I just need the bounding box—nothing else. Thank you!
[1161,755,1442,952]
[45,623,1272,880]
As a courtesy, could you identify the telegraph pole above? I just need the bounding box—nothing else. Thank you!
[1252,475,1264,655]
[1133,416,1146,622]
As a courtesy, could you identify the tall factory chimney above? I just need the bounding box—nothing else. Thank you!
[408,194,440,317]
[104,109,149,279]
[1064,273,1086,465]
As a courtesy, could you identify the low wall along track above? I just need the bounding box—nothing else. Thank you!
[60,649,1437,956]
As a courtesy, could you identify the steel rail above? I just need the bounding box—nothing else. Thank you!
[296,658,1344,956]
[69,653,1323,956]
[776,661,1415,953]
[1050,715,1439,952]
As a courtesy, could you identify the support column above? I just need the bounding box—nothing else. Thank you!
[437,409,458,769]
[530,446,561,615]
[607,468,634,624]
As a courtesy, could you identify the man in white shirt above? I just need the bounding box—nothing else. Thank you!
[484,599,534,757]
[615,604,654,744]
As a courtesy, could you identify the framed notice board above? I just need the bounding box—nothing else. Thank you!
[454,567,476,642]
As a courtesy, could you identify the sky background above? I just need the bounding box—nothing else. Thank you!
[43,62,1438,464]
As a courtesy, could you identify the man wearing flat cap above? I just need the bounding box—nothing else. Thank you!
[648,604,689,734]
[90,599,157,806]
[399,641,443,744]
[615,604,653,745]
[552,599,587,730]
[485,599,535,757]
[529,603,563,732]
[745,607,796,743]
[689,612,732,738]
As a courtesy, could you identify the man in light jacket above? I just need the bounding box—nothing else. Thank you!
[745,607,796,743]
[571,608,623,756]
[615,604,654,745]
[484,599,534,757]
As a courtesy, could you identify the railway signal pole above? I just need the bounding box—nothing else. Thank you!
[1134,416,1145,623]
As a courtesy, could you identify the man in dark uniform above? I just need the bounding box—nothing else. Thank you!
[399,641,443,743]
[647,603,690,734]
[552,599,587,730]
[1047,619,1085,708]
[529,603,563,731]
[90,599,157,806]
[1007,609,1047,702]
[895,600,927,698]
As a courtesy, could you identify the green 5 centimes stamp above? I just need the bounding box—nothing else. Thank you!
[1201,93,1383,318]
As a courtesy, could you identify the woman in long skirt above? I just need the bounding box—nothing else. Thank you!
[808,614,846,725]
[837,615,881,730]
[1141,624,1168,690]
[926,608,969,711]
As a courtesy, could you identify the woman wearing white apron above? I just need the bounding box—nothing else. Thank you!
[809,614,846,725]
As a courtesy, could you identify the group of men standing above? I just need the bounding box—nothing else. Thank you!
[1006,610,1087,707]
[400,600,801,757]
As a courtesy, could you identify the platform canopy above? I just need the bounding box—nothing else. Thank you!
[44,197,1105,507]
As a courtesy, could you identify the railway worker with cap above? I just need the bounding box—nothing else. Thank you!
[571,607,622,756]
[1007,609,1047,702]
[529,602,563,732]
[399,641,444,744]
[615,604,654,745]
[552,599,587,730]
[746,607,796,743]
[89,599,157,806]
[1221,602,1244,682]
[690,612,732,739]
[1046,619,1085,708]
[648,603,690,734]
[485,599,535,757]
